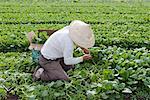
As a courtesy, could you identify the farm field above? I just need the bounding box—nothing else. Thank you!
[0,0,150,100]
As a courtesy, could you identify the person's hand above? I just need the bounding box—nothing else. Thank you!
[81,47,90,54]
[82,54,92,60]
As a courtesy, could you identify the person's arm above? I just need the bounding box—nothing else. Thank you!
[63,41,83,65]
[63,36,93,65]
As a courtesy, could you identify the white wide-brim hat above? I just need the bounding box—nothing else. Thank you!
[69,20,95,49]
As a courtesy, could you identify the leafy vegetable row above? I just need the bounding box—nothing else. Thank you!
[0,46,150,99]
[1,3,149,14]
[1,22,149,52]
[0,24,65,52]
[1,1,149,51]
[1,12,149,23]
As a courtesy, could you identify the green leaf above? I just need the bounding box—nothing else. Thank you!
[42,90,48,97]
[101,92,108,99]
[127,81,138,85]
[28,86,35,92]
[27,95,36,100]
[86,90,96,95]
[47,82,55,88]
[147,85,150,88]
[54,92,61,97]
[113,83,125,91]
[54,81,64,87]
[0,86,6,94]
[122,88,132,94]
[119,68,129,81]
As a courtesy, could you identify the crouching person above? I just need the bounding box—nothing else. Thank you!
[33,20,95,81]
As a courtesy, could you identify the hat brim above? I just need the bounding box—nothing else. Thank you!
[69,27,95,49]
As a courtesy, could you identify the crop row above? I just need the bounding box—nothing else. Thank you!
[1,1,149,23]
[0,52,33,72]
[1,23,150,52]
[0,46,150,99]
[1,12,149,23]
[1,1,149,51]
[2,23,149,32]
[1,1,150,6]
[0,24,65,52]
[1,1,150,7]
[1,4,149,14]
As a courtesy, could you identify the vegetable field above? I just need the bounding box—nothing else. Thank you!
[0,0,150,100]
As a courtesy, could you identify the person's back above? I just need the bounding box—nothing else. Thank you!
[41,26,73,60]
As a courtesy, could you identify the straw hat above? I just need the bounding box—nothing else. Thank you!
[69,20,95,49]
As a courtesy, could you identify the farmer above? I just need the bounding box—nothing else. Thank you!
[33,20,95,81]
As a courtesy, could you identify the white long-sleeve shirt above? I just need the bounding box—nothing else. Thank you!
[41,26,83,65]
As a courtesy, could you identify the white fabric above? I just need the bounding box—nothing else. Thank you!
[41,26,83,65]
[69,20,95,49]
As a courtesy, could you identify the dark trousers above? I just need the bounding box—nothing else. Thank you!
[37,55,74,81]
